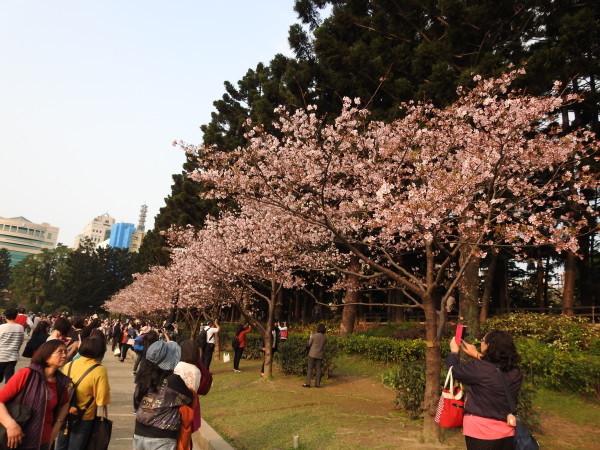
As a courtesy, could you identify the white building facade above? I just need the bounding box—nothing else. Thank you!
[0,216,59,265]
[73,213,115,248]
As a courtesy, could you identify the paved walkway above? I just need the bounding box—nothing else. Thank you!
[103,349,138,449]
[15,344,233,450]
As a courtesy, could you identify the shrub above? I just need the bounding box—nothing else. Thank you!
[517,338,600,399]
[589,337,600,357]
[358,322,424,339]
[338,335,427,363]
[518,383,540,431]
[244,335,265,360]
[382,361,426,419]
[482,313,599,351]
[275,334,339,378]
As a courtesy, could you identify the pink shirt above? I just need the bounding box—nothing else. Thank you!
[463,414,515,440]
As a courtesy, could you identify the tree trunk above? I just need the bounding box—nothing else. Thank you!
[578,231,592,306]
[479,250,498,324]
[535,257,545,309]
[496,254,510,313]
[340,256,360,336]
[458,246,481,336]
[262,282,279,379]
[294,291,302,322]
[543,257,550,307]
[274,288,283,321]
[301,291,309,323]
[562,251,577,316]
[422,241,441,443]
[422,293,441,442]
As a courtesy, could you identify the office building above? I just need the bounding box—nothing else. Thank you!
[74,213,115,248]
[0,216,59,266]
[128,204,148,253]
[128,230,144,253]
[109,223,136,249]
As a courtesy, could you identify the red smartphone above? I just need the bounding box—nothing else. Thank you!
[455,324,467,346]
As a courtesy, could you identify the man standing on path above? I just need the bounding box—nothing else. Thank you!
[0,308,25,382]
[202,319,219,369]
[303,323,327,388]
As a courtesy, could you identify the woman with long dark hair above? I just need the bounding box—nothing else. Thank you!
[448,330,523,450]
[22,320,51,358]
[0,340,71,449]
[133,339,192,450]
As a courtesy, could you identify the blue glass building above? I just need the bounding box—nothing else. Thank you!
[109,223,135,249]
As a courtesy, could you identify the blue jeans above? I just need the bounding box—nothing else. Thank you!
[55,419,95,450]
[133,435,176,450]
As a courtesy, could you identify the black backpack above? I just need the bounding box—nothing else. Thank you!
[196,328,208,351]
[232,334,240,350]
[65,363,101,430]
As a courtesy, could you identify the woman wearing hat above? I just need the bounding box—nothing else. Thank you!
[133,338,193,450]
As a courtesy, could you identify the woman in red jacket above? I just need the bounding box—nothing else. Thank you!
[233,324,251,373]
[0,340,71,450]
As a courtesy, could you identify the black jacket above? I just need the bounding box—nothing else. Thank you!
[446,353,522,422]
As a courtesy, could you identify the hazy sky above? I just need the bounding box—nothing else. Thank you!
[0,1,297,246]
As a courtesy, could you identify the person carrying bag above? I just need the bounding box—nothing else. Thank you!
[56,336,111,450]
[497,368,539,450]
[434,367,464,428]
[446,330,523,450]
[0,340,71,450]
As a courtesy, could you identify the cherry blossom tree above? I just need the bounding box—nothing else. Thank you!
[104,260,215,335]
[168,202,341,377]
[186,69,598,438]
[104,266,178,316]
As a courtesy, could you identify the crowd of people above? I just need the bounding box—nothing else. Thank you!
[0,307,524,450]
[0,310,210,450]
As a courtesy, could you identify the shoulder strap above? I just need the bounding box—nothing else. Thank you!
[73,363,101,389]
[72,363,101,413]
[496,367,517,414]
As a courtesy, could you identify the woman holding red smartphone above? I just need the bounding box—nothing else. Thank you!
[447,330,522,450]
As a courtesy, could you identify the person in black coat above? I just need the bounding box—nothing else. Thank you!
[22,320,50,358]
[447,330,522,450]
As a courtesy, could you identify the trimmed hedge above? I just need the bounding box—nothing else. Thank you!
[275,335,339,378]
[337,335,427,363]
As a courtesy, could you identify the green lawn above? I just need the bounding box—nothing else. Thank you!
[201,356,600,450]
[533,388,600,450]
[201,357,455,450]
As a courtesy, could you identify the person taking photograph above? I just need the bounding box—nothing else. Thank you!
[447,330,523,450]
